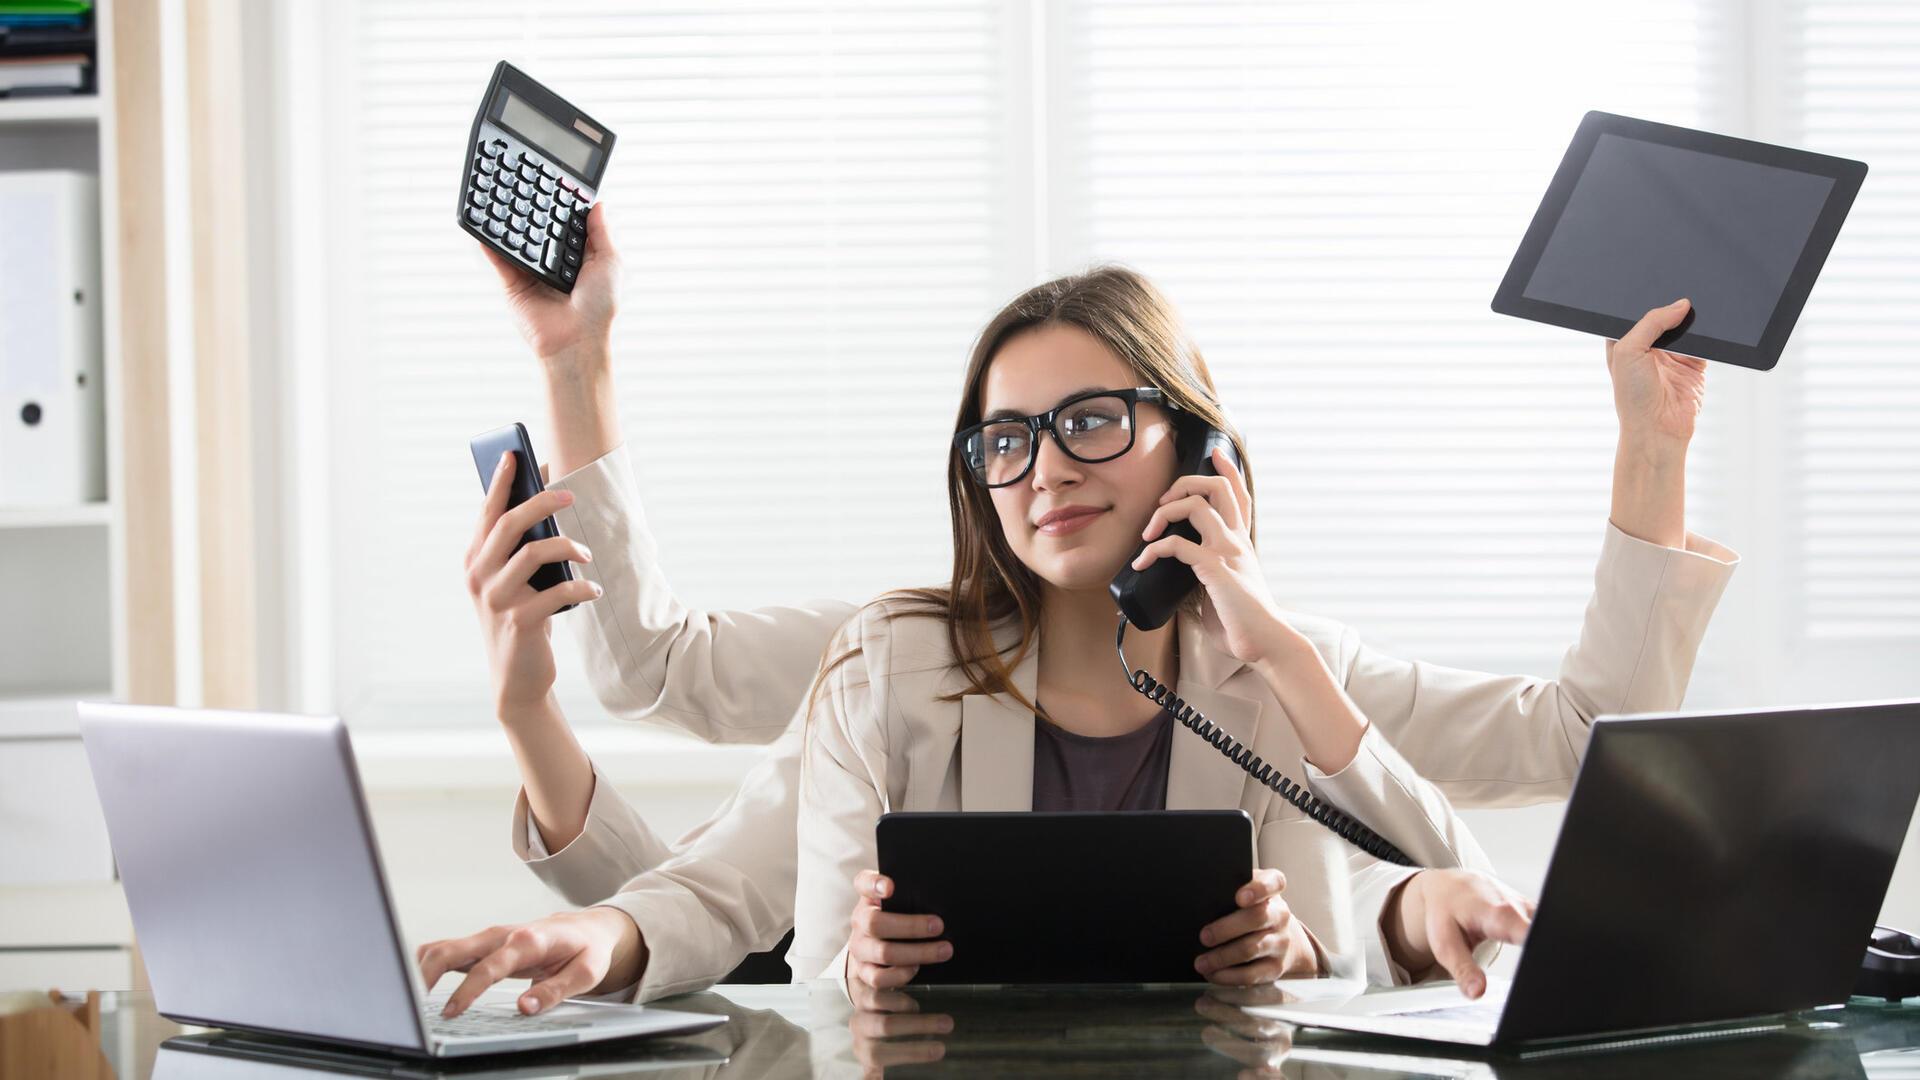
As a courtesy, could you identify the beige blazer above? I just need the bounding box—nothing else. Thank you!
[522,445,1739,999]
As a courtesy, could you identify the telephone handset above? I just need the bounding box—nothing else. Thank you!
[1109,417,1417,866]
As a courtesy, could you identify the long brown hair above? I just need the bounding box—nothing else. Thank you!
[811,265,1254,723]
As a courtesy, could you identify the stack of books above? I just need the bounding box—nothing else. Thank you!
[0,1,93,97]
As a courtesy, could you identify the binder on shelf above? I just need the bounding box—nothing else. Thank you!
[0,170,102,509]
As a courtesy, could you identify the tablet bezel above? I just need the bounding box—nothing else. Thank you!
[876,809,1253,984]
[1491,110,1866,371]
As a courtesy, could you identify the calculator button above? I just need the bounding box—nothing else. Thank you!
[571,209,588,231]
[518,162,539,183]
[469,192,491,211]
[550,220,566,239]
[563,248,582,269]
[532,209,551,229]
[486,139,507,156]
[538,161,558,179]
[510,214,529,233]
[512,198,532,216]
[489,201,510,223]
[566,232,583,253]
[553,205,571,224]
[522,239,544,262]
[509,180,529,199]
[475,157,497,176]
[536,175,556,194]
[560,265,576,284]
[466,207,486,227]
[474,175,495,193]
[486,220,507,240]
[556,188,576,207]
[534,193,553,212]
[542,237,562,272]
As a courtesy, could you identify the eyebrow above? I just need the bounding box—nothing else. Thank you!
[982,385,1115,423]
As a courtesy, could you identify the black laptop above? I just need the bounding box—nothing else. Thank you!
[1254,699,1920,1051]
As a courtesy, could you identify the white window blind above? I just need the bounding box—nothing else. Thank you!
[321,1,1917,727]
[1050,1,1732,672]
[333,2,1013,724]
[1784,0,1920,641]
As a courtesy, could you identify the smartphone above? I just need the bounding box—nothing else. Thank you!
[469,422,575,613]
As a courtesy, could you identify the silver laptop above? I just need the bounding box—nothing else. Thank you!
[77,702,727,1059]
[1250,700,1920,1051]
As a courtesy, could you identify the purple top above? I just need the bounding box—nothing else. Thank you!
[1030,709,1174,812]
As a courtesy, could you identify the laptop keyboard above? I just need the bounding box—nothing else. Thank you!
[419,1002,591,1040]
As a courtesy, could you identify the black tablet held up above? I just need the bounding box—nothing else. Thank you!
[1492,111,1866,371]
[876,810,1251,985]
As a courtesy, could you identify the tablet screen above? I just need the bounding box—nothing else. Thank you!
[1528,133,1827,343]
[1521,134,1835,347]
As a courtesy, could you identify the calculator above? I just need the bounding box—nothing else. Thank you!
[457,62,616,293]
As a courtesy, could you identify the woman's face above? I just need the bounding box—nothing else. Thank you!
[978,324,1181,593]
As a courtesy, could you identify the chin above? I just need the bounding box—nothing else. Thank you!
[1026,548,1129,594]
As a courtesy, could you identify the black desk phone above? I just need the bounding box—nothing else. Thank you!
[457,61,615,293]
[1109,412,1416,866]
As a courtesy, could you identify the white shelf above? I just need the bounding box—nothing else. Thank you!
[0,502,111,530]
[0,94,100,127]
[0,689,109,739]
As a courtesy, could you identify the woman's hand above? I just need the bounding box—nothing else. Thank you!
[1381,869,1535,999]
[846,870,952,992]
[1608,298,1705,456]
[468,452,601,714]
[417,906,646,1017]
[1606,299,1703,548]
[481,201,621,373]
[1195,868,1320,985]
[1133,447,1295,667]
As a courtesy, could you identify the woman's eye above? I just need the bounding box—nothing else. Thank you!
[1062,410,1118,436]
[989,432,1029,458]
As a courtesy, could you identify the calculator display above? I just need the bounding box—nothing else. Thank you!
[496,90,598,177]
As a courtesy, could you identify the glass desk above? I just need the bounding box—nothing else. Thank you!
[87,983,1920,1079]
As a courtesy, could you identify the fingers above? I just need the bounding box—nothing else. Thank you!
[1615,297,1691,356]
[848,977,922,1014]
[853,905,945,943]
[1130,533,1204,574]
[417,925,513,992]
[1201,893,1291,950]
[519,949,598,1015]
[1198,925,1292,976]
[491,535,593,599]
[520,578,603,621]
[1204,953,1292,987]
[1158,472,1244,533]
[1210,446,1254,528]
[467,452,517,565]
[476,488,576,582]
[1143,494,1231,550]
[583,201,617,267]
[443,928,547,1018]
[1425,913,1484,999]
[850,956,920,990]
[852,935,952,969]
[855,870,894,903]
[1238,868,1286,906]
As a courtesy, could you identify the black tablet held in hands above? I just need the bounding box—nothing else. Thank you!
[876,810,1252,984]
[469,422,574,613]
[1492,110,1866,371]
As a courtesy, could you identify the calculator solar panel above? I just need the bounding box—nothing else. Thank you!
[457,62,615,293]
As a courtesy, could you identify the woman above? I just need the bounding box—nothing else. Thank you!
[419,214,1738,1015]
[794,267,1543,993]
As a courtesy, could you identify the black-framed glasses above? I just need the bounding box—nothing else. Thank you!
[953,387,1179,488]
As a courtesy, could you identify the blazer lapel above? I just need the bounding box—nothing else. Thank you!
[959,634,1038,811]
[1165,611,1265,810]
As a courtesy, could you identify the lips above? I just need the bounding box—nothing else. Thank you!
[1034,505,1107,536]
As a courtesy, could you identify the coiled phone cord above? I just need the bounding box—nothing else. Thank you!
[1116,614,1416,867]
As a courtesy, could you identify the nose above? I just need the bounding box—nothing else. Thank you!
[1029,431,1083,492]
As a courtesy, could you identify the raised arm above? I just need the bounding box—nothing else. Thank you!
[1335,300,1738,809]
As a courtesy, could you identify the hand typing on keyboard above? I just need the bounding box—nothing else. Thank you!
[1379,869,1536,999]
[416,906,648,1018]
